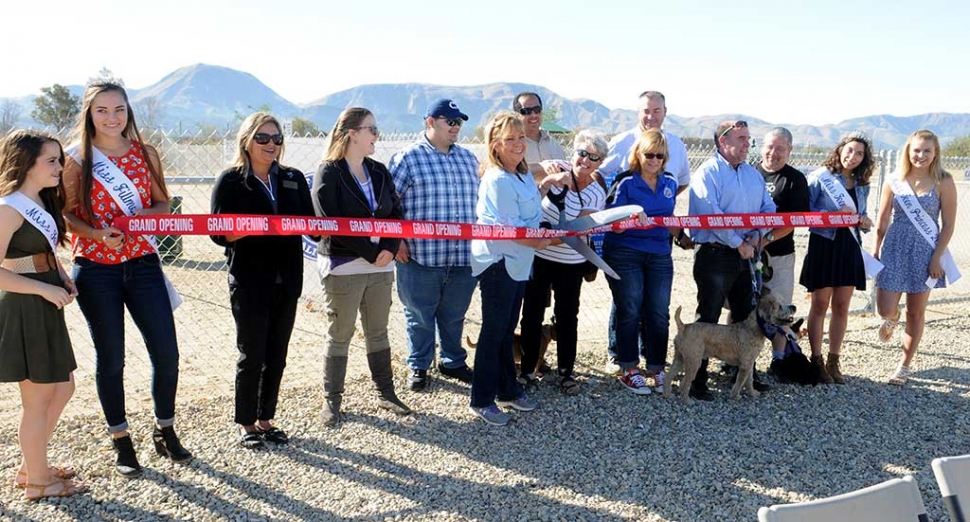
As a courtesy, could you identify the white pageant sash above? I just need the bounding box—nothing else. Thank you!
[0,191,59,252]
[816,169,884,279]
[65,144,182,309]
[889,177,961,288]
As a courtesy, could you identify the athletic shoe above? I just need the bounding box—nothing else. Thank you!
[619,368,652,395]
[496,393,539,412]
[604,357,622,376]
[468,404,512,426]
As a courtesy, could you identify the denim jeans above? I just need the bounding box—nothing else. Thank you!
[690,244,755,388]
[471,261,525,408]
[395,261,477,371]
[603,245,673,372]
[74,254,179,433]
[230,282,298,426]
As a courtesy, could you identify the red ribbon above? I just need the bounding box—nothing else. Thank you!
[112,212,859,239]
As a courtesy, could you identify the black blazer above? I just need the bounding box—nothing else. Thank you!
[210,163,315,294]
[311,157,402,263]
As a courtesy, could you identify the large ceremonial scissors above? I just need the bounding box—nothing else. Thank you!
[554,204,643,280]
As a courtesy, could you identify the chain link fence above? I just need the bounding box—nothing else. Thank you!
[1,129,967,422]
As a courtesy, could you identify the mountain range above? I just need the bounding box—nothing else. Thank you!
[5,63,970,149]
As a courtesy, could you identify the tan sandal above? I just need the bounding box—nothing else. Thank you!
[13,465,77,489]
[878,314,900,343]
[888,365,910,386]
[24,477,89,501]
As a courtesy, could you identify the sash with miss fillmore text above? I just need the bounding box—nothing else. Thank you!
[65,144,182,309]
[889,177,961,288]
[816,169,884,279]
[0,191,59,252]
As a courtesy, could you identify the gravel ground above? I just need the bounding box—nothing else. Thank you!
[1,302,968,521]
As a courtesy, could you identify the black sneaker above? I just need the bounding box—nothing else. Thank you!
[752,372,771,392]
[409,369,428,391]
[438,364,474,383]
[689,383,715,402]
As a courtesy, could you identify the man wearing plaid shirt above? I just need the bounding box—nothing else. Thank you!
[389,99,481,391]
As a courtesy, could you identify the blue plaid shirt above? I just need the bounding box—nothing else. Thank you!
[388,136,480,267]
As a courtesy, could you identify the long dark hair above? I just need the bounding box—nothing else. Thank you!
[70,81,169,218]
[0,130,68,245]
[822,134,875,185]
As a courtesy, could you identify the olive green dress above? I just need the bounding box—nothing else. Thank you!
[0,222,76,383]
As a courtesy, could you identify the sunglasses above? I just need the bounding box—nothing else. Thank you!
[517,106,542,116]
[718,120,748,139]
[253,133,284,146]
[436,117,463,128]
[576,149,603,162]
[356,125,380,136]
[642,152,665,160]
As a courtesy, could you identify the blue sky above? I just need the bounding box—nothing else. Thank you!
[3,0,968,125]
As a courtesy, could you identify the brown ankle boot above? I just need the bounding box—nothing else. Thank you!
[826,353,845,384]
[812,354,834,384]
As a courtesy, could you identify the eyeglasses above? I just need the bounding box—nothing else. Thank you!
[576,149,602,162]
[356,125,380,136]
[436,117,463,128]
[718,120,748,139]
[642,153,665,160]
[253,133,284,146]
[517,106,542,116]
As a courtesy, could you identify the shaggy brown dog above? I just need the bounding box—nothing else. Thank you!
[665,289,794,403]
[466,322,556,374]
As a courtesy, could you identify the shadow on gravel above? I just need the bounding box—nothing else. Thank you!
[284,437,633,521]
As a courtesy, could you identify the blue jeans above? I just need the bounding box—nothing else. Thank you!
[471,261,525,408]
[74,254,180,434]
[395,261,477,371]
[604,245,673,372]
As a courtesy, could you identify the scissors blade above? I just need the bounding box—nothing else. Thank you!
[556,205,642,232]
[562,235,620,280]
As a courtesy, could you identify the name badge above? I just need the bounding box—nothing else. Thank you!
[282,180,299,189]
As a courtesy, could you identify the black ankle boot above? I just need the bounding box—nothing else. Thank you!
[112,435,143,478]
[153,426,193,463]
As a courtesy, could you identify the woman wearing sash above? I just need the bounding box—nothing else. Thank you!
[0,131,88,499]
[312,107,411,427]
[211,112,317,445]
[800,134,874,384]
[873,130,957,385]
[62,82,191,477]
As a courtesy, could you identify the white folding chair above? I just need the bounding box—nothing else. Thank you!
[933,454,970,522]
[757,475,928,522]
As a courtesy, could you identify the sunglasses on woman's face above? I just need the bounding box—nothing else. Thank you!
[642,153,665,160]
[576,149,602,162]
[253,133,284,146]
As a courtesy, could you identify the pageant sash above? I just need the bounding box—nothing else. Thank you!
[65,144,182,309]
[816,169,884,279]
[0,191,59,252]
[889,177,961,288]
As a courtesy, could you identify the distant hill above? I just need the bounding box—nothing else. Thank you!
[4,63,970,148]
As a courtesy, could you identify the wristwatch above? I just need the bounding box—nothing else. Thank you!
[765,232,775,243]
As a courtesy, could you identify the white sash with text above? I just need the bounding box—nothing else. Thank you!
[816,169,884,279]
[888,177,961,288]
[65,144,182,309]
[0,191,59,252]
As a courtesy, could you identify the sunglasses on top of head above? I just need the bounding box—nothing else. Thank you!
[253,133,284,146]
[717,120,748,139]
[517,106,542,116]
[436,117,463,128]
[576,149,602,162]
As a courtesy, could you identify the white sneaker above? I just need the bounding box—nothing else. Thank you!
[604,357,622,376]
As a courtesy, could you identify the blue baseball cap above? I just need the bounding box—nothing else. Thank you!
[426,99,469,121]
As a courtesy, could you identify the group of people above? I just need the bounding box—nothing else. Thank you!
[0,84,959,498]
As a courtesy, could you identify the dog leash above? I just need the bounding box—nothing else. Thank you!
[747,230,764,306]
